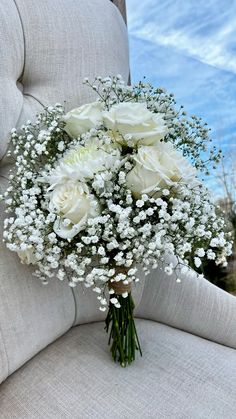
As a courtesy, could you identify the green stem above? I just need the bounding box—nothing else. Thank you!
[105,292,142,367]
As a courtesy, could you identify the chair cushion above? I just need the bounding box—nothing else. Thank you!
[0,0,129,162]
[0,320,235,418]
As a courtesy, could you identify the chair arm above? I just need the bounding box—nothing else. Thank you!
[135,257,236,349]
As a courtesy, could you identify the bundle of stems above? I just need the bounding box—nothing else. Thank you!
[105,291,142,367]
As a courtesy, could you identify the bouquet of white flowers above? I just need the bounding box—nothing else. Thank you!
[1,76,232,366]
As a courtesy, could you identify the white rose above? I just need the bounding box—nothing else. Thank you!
[46,141,121,186]
[63,102,103,138]
[49,181,99,239]
[102,102,168,146]
[126,142,197,198]
[17,248,37,265]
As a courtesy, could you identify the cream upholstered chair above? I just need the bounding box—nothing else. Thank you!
[0,1,235,417]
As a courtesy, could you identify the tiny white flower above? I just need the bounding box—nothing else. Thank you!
[93,287,101,294]
[194,257,202,268]
[68,281,76,288]
[196,248,205,257]
[110,297,119,305]
[164,265,173,275]
[162,189,170,196]
[58,141,65,151]
[136,200,144,208]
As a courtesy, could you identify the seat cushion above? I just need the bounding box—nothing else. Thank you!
[0,320,235,419]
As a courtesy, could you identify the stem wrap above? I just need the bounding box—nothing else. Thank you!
[105,272,142,367]
[108,280,132,295]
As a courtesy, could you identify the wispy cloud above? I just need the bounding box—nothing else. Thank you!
[127,0,236,74]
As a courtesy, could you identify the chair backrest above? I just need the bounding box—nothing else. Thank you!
[0,0,129,383]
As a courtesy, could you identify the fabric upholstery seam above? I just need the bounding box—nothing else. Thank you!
[13,0,26,82]
[0,323,9,381]
[71,289,78,326]
[23,93,44,108]
[64,268,77,327]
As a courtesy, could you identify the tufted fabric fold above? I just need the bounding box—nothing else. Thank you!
[0,0,129,165]
[136,256,236,349]
[0,0,25,162]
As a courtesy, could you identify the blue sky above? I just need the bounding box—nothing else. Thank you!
[126,0,236,196]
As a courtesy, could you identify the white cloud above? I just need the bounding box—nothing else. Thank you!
[133,25,236,74]
[127,0,236,74]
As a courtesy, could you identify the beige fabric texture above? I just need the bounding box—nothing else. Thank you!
[136,257,236,350]
[0,178,75,384]
[0,0,129,163]
[0,320,235,419]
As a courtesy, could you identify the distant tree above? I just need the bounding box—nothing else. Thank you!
[203,153,236,293]
[217,153,236,244]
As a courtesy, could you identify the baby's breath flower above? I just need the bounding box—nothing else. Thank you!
[1,77,231,314]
